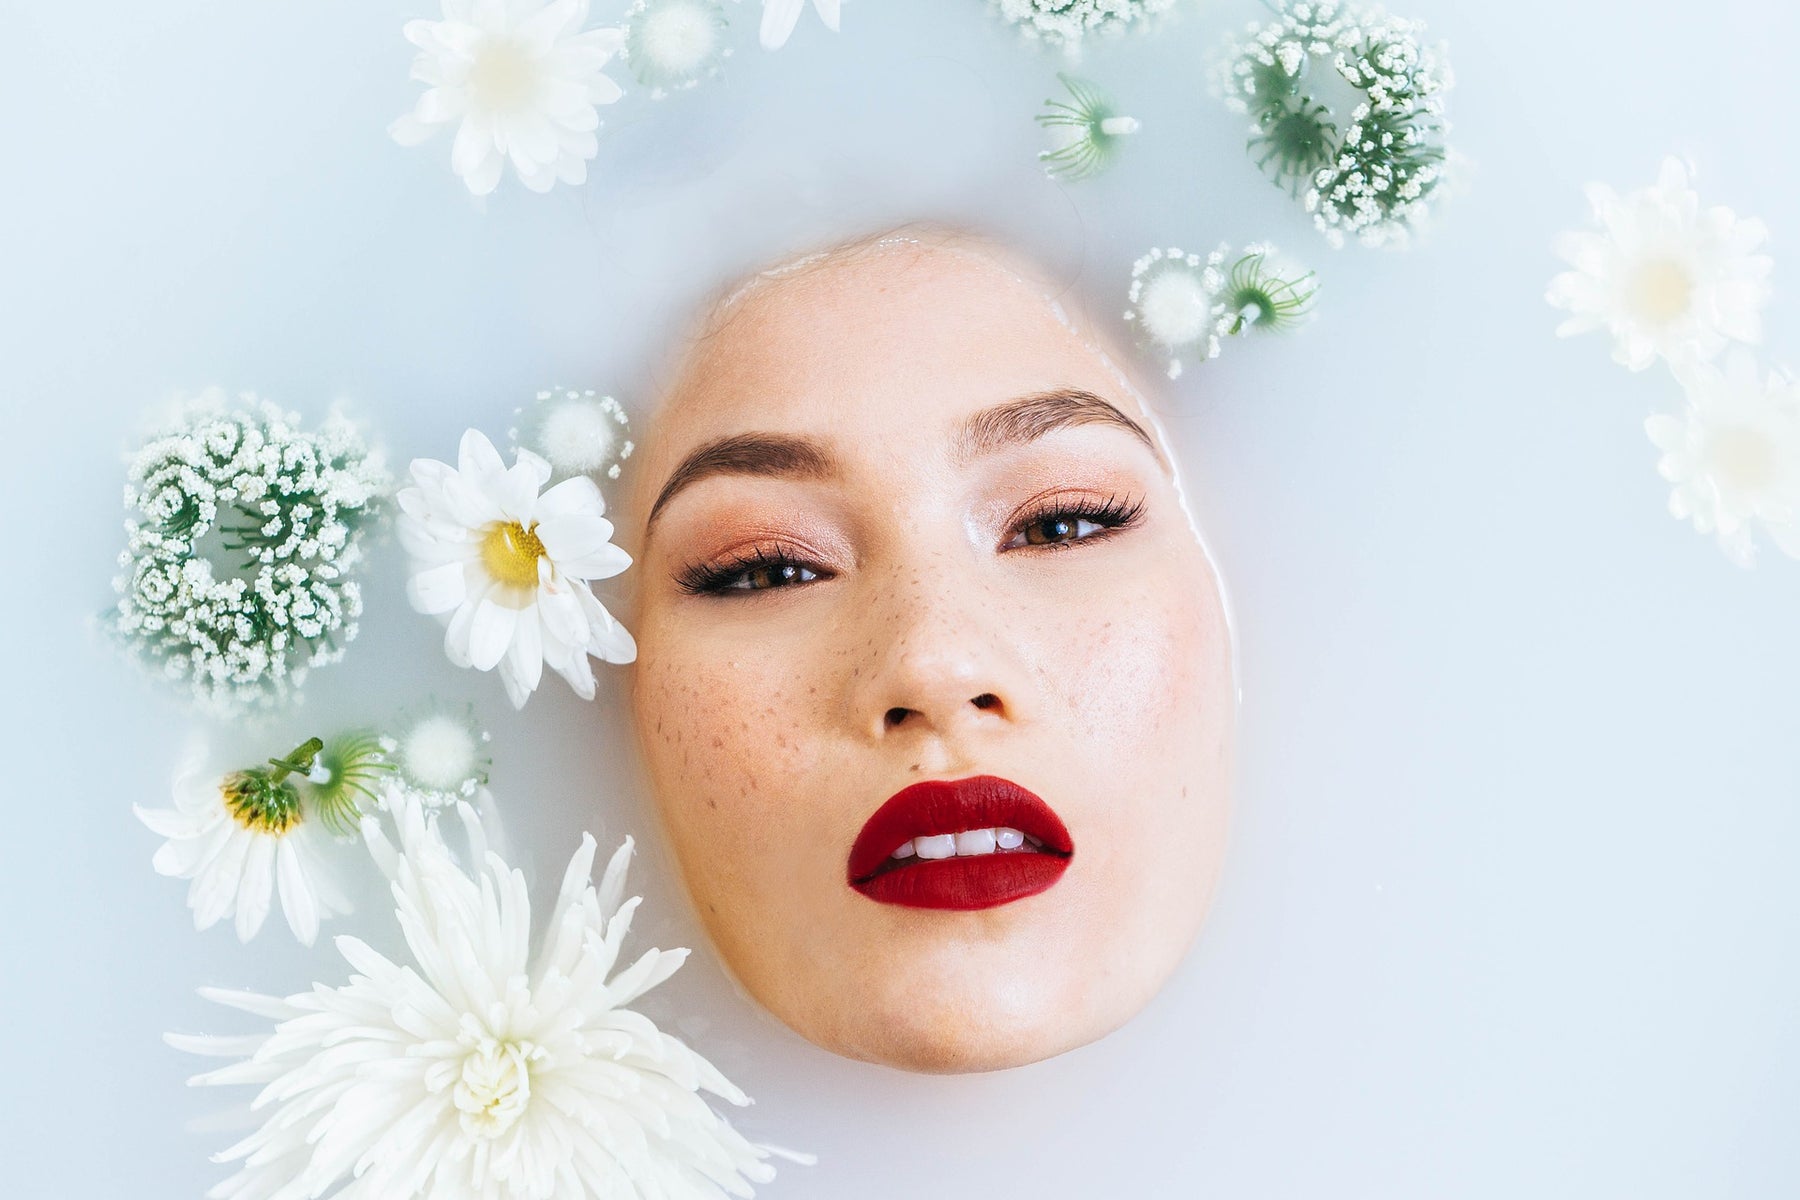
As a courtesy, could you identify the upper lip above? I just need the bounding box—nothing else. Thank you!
[847,775,1074,883]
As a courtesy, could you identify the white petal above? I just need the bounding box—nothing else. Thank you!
[760,0,805,48]
[408,561,469,616]
[233,835,277,942]
[277,839,321,947]
[468,596,519,672]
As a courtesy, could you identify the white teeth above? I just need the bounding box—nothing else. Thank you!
[954,828,997,856]
[891,826,1039,862]
[914,834,957,860]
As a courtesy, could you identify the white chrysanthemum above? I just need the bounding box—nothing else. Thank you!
[1645,354,1800,567]
[623,0,729,94]
[134,740,351,946]
[168,795,791,1199]
[1548,156,1773,371]
[1124,245,1228,379]
[398,429,637,709]
[390,0,627,196]
[758,0,840,50]
[513,388,635,482]
[380,702,493,809]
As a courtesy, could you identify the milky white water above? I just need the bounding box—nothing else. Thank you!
[4,0,1799,1195]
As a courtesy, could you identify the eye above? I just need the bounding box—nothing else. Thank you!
[676,545,830,596]
[1003,493,1146,550]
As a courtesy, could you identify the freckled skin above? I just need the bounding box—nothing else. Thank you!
[620,234,1234,1073]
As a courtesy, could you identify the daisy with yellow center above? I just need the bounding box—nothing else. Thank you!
[1547,156,1773,371]
[1645,353,1800,567]
[398,428,636,709]
[135,739,351,945]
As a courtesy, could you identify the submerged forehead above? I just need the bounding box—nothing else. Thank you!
[636,238,1157,495]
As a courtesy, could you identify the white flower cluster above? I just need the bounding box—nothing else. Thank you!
[107,392,388,715]
[623,0,732,97]
[169,793,788,1200]
[1214,0,1453,248]
[512,387,636,482]
[994,0,1177,52]
[1125,241,1318,378]
[1547,157,1796,567]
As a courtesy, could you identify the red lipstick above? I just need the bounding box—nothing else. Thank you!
[847,775,1074,911]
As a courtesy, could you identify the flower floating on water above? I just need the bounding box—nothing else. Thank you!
[1216,243,1318,336]
[1125,245,1226,379]
[381,700,493,809]
[512,387,635,482]
[1547,156,1773,371]
[169,794,790,1199]
[135,739,351,946]
[1644,353,1800,567]
[758,0,841,50]
[390,0,626,196]
[996,0,1176,53]
[398,429,636,709]
[305,730,394,836]
[1036,73,1140,181]
[105,391,388,716]
[1214,0,1453,248]
[623,0,730,95]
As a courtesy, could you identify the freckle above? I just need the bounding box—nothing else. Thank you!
[711,736,723,749]
[748,776,759,791]
[709,904,717,914]
[707,798,718,809]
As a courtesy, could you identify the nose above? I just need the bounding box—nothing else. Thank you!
[849,560,1030,743]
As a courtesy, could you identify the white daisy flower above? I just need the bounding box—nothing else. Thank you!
[1645,353,1800,567]
[1547,156,1773,371]
[758,0,840,51]
[169,793,791,1199]
[398,429,636,709]
[134,739,351,946]
[390,0,627,196]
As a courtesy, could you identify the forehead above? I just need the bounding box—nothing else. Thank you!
[641,241,1148,477]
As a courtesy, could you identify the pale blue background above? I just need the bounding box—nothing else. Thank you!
[3,0,1798,1196]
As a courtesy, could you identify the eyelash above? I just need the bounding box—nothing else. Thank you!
[674,493,1147,597]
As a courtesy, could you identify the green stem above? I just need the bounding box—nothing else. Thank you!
[267,737,325,783]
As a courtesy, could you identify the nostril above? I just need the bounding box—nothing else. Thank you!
[884,706,910,728]
[971,693,999,710]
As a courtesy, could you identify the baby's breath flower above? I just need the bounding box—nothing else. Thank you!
[1036,73,1140,181]
[380,701,493,809]
[623,0,730,96]
[1213,0,1453,248]
[104,390,388,716]
[511,388,635,482]
[996,0,1177,53]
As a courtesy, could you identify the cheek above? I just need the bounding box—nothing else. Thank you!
[632,635,826,872]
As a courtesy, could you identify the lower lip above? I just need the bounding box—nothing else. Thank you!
[852,850,1070,911]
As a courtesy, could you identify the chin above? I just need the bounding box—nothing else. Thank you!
[787,965,1112,1075]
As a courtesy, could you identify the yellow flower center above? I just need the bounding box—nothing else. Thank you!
[467,38,539,114]
[454,1037,536,1140]
[481,521,546,589]
[1706,425,1777,494]
[221,774,301,835]
[1630,258,1693,324]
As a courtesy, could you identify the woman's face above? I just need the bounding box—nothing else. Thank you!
[623,238,1234,1073]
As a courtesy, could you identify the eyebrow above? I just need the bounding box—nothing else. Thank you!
[644,387,1160,534]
